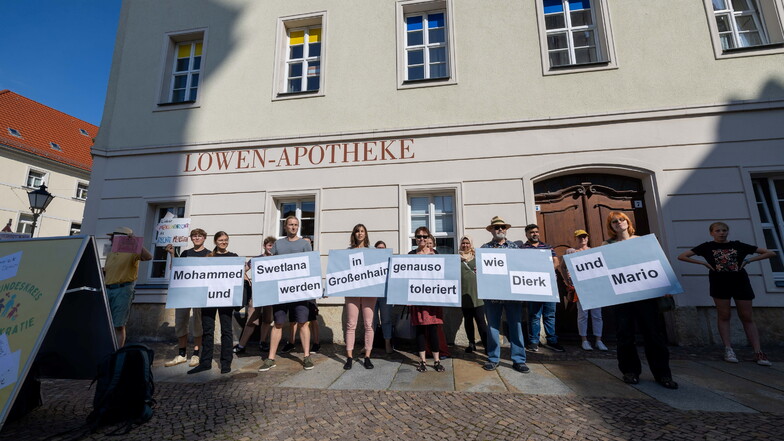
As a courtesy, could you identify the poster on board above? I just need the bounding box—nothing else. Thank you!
[562,234,683,310]
[155,212,191,247]
[386,254,461,307]
[324,248,391,297]
[0,236,114,428]
[250,251,323,306]
[166,257,245,308]
[475,248,559,302]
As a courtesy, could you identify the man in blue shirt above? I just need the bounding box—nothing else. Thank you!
[522,224,564,352]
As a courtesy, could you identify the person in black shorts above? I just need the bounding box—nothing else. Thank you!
[678,222,776,366]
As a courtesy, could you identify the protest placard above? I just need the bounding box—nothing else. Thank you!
[250,251,323,306]
[155,215,191,246]
[386,254,460,307]
[325,248,391,297]
[475,248,559,302]
[110,235,143,254]
[166,256,245,308]
[562,234,683,310]
[0,233,30,241]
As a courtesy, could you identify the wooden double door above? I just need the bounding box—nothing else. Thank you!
[534,174,650,340]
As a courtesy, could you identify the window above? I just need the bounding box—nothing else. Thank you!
[278,199,316,239]
[704,0,784,57]
[16,214,33,235]
[752,177,784,283]
[50,142,62,151]
[79,128,90,136]
[536,0,617,74]
[275,12,326,98]
[396,1,456,88]
[26,169,46,188]
[408,193,456,254]
[157,29,206,106]
[76,182,88,200]
[70,223,81,236]
[8,128,22,138]
[149,205,185,280]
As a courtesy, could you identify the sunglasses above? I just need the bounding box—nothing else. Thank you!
[492,226,507,231]
[415,235,428,239]
[611,218,627,224]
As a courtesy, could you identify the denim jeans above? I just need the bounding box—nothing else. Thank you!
[528,301,557,345]
[485,301,526,364]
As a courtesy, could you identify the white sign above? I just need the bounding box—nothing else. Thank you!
[0,252,22,283]
[254,256,310,282]
[167,257,245,308]
[155,217,191,246]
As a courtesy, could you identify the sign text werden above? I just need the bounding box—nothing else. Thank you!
[166,257,245,308]
[475,248,559,302]
[325,249,392,297]
[251,251,323,306]
[562,234,683,310]
[386,255,461,307]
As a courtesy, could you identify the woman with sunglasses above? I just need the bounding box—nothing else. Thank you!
[603,212,677,389]
[188,231,239,375]
[343,224,376,370]
[408,226,445,372]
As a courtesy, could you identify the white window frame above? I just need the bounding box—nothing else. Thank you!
[703,0,784,59]
[273,12,327,101]
[75,182,88,200]
[396,0,457,89]
[276,198,317,239]
[16,214,34,235]
[7,128,22,138]
[155,28,207,111]
[25,168,47,188]
[751,176,784,285]
[535,0,618,75]
[402,184,461,254]
[70,222,82,236]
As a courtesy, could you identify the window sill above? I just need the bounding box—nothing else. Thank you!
[272,90,324,101]
[398,76,457,90]
[544,60,616,76]
[153,101,200,112]
[715,42,784,59]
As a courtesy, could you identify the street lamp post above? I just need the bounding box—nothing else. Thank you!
[27,184,54,237]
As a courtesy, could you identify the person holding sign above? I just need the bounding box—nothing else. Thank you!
[562,230,608,352]
[342,224,377,370]
[234,236,277,355]
[259,216,316,372]
[164,228,208,368]
[409,226,446,372]
[372,240,395,355]
[479,217,529,373]
[104,227,152,347]
[459,236,487,354]
[603,212,677,389]
[188,231,239,375]
[522,224,564,353]
[677,222,775,366]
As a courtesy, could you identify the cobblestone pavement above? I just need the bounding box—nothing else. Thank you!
[1,343,782,440]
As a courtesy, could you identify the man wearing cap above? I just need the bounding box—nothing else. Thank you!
[522,224,564,352]
[479,216,529,373]
[104,227,152,347]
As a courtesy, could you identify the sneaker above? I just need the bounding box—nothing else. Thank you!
[482,362,499,371]
[755,352,772,367]
[187,364,211,375]
[220,366,231,374]
[189,355,200,367]
[363,357,374,369]
[303,356,315,370]
[343,358,353,370]
[164,354,187,367]
[581,341,593,351]
[595,341,609,352]
[525,344,539,353]
[311,343,321,353]
[656,377,679,390]
[622,373,640,385]
[281,342,296,353]
[724,347,739,363]
[259,358,276,372]
[512,363,530,373]
[233,344,245,354]
[543,342,565,352]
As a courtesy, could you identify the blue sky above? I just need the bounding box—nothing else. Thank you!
[0,1,122,126]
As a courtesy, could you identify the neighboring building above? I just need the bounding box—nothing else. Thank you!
[84,0,784,345]
[0,90,96,238]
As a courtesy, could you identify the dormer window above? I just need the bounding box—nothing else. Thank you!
[50,142,62,151]
[8,128,22,138]
[79,129,90,136]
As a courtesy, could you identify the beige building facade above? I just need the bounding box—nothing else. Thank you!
[84,0,784,346]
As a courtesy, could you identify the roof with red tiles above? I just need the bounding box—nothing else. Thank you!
[0,90,96,171]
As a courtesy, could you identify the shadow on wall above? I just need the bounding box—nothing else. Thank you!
[668,77,784,346]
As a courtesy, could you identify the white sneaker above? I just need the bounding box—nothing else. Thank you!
[581,340,593,351]
[189,355,200,367]
[724,348,739,363]
[595,341,609,351]
[755,351,772,366]
[165,354,187,367]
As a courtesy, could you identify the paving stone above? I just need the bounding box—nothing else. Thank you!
[452,358,508,393]
[700,359,784,392]
[499,362,574,395]
[545,360,648,399]
[388,358,454,392]
[279,355,345,389]
[329,357,400,390]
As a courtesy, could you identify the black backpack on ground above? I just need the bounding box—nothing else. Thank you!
[87,344,156,432]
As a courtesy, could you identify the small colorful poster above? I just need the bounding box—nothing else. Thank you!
[155,215,191,246]
[166,257,245,308]
[475,248,559,302]
[386,254,461,307]
[325,249,391,297]
[250,251,323,306]
[562,234,683,310]
[110,235,143,254]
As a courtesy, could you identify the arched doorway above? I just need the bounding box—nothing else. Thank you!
[534,173,650,341]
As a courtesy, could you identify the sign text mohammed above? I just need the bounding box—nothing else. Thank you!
[184,138,415,172]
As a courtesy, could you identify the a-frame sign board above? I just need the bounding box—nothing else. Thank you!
[0,236,115,429]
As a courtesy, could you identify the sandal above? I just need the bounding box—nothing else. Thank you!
[657,377,679,390]
[416,361,427,372]
[622,373,639,385]
[434,361,445,372]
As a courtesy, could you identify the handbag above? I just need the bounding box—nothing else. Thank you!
[394,306,415,340]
